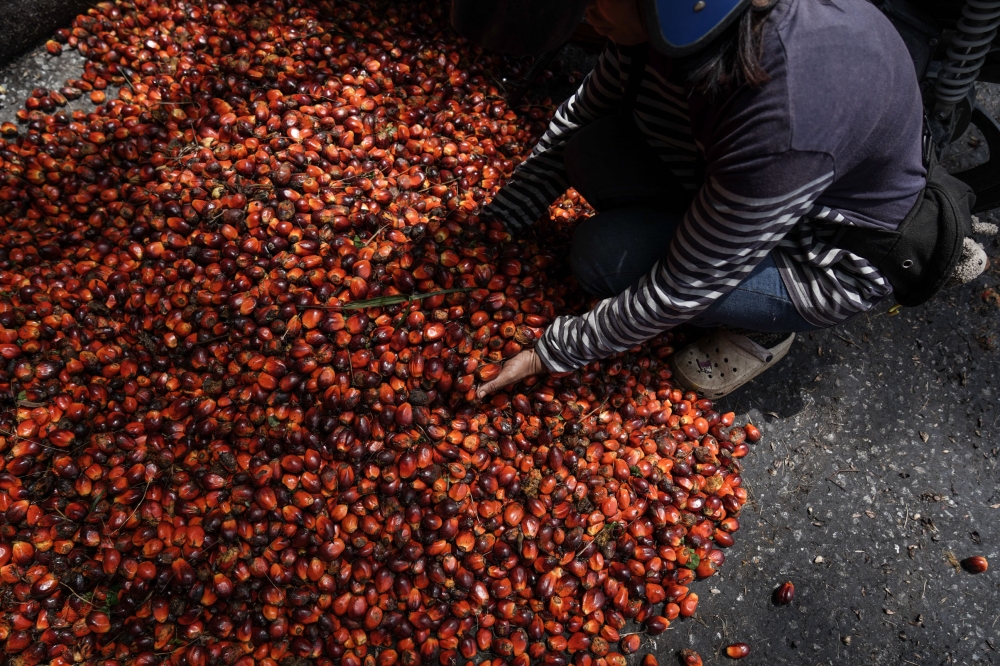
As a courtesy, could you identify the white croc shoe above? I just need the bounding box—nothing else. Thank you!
[670,331,796,398]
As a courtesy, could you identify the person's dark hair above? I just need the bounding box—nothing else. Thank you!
[677,0,778,98]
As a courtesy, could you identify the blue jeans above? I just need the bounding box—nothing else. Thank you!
[564,116,823,333]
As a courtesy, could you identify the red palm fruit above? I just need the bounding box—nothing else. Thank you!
[774,581,795,605]
[725,643,751,659]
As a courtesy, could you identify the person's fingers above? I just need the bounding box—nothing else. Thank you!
[477,356,524,399]
[476,350,546,400]
[477,366,518,399]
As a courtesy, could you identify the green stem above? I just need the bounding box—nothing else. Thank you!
[315,287,474,310]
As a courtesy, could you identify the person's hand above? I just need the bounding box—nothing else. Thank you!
[476,349,545,399]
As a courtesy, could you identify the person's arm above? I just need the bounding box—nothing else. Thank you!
[535,149,836,372]
[484,44,624,232]
[476,148,837,398]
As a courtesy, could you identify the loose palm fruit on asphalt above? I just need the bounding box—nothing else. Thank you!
[725,643,751,658]
[962,556,989,574]
[680,649,704,666]
[680,592,700,617]
[643,656,660,666]
[775,581,796,604]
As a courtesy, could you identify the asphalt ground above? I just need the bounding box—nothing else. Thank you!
[0,24,998,666]
[0,0,91,64]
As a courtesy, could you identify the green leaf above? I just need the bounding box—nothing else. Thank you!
[334,288,474,310]
[17,391,25,400]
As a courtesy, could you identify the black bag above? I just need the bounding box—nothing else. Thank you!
[834,149,975,307]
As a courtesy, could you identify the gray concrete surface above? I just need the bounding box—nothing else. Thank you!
[688,279,1000,666]
[0,26,998,666]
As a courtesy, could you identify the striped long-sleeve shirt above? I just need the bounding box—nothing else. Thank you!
[486,0,927,372]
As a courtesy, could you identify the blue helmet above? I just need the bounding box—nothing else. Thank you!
[640,0,753,56]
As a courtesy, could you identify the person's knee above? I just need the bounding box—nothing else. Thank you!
[570,210,676,298]
[565,120,613,201]
[569,214,611,283]
[572,214,651,297]
[566,116,616,159]
[564,126,588,168]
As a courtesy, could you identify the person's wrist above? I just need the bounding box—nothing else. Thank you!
[527,348,545,375]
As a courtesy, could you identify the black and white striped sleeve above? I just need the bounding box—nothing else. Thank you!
[773,207,892,327]
[534,151,836,372]
[484,44,625,232]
